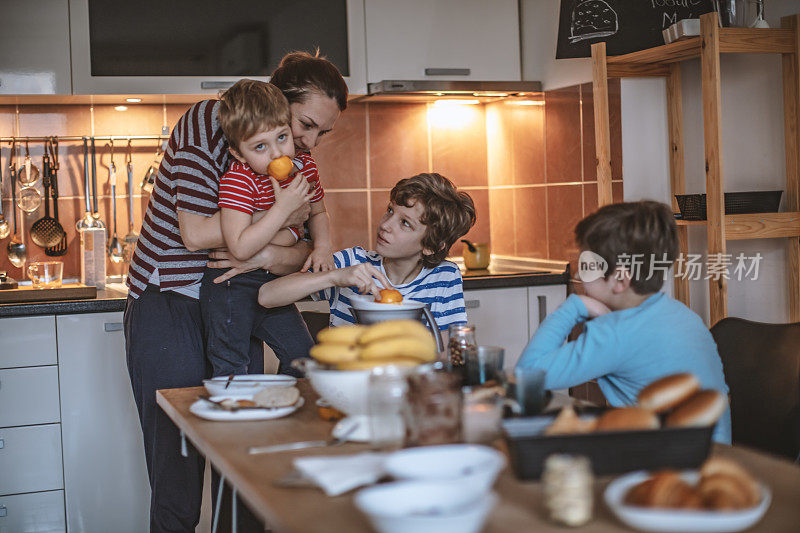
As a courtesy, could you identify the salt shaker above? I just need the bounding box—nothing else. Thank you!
[447,324,476,368]
[542,454,593,527]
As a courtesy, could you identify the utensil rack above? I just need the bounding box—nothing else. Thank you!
[0,135,169,143]
[590,12,800,325]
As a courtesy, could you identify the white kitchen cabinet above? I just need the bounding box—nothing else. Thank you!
[69,0,368,95]
[365,0,521,82]
[463,284,568,370]
[0,315,57,369]
[57,312,150,533]
[0,367,61,428]
[0,424,64,495]
[0,490,66,533]
[463,287,530,370]
[0,0,72,94]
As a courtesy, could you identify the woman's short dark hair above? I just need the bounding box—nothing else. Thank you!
[270,50,348,111]
[574,201,679,294]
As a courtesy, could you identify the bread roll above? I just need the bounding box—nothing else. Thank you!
[595,407,659,432]
[638,373,700,413]
[544,405,597,435]
[665,390,727,428]
[699,457,760,508]
[253,386,300,408]
[625,471,700,508]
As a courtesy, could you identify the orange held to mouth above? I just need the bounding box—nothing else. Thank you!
[267,156,294,181]
[375,288,403,304]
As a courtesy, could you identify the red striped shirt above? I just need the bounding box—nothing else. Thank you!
[218,154,324,214]
[126,100,230,298]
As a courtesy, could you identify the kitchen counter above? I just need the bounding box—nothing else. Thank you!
[0,257,569,319]
[0,286,128,318]
[458,255,570,290]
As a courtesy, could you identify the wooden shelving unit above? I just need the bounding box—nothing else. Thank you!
[591,12,800,325]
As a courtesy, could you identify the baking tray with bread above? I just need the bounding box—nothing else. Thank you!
[503,373,726,479]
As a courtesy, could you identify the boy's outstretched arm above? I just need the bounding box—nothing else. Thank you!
[515,294,619,389]
[258,263,392,308]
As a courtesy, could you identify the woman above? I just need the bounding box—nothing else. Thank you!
[124,51,348,533]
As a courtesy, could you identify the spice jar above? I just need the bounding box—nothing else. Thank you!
[404,367,462,446]
[542,454,593,527]
[448,324,476,368]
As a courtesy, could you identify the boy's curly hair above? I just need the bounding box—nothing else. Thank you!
[575,201,679,294]
[390,173,476,268]
[218,79,291,153]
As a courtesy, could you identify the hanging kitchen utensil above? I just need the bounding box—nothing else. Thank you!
[0,145,10,240]
[7,154,27,268]
[16,140,42,213]
[29,142,66,248]
[140,142,161,193]
[107,140,124,263]
[18,139,39,187]
[77,137,100,230]
[45,138,67,257]
[90,137,105,228]
[123,138,138,261]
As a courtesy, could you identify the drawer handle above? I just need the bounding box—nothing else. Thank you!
[201,81,235,90]
[0,504,5,517]
[0,438,3,449]
[425,68,471,76]
[465,300,480,309]
[104,322,123,332]
[537,295,548,325]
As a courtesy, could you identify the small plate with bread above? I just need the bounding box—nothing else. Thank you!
[190,386,304,421]
[604,457,771,532]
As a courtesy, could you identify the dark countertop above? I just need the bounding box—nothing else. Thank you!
[0,287,128,318]
[0,259,570,318]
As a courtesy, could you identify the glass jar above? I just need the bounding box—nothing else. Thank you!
[367,365,409,451]
[447,324,476,368]
[403,368,463,446]
[542,454,594,527]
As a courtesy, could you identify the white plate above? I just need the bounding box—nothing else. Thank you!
[203,374,297,396]
[604,471,772,533]
[189,394,304,421]
[349,294,426,311]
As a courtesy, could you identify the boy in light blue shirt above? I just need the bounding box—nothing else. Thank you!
[516,201,731,443]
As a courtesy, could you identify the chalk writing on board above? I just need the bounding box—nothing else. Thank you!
[570,0,619,43]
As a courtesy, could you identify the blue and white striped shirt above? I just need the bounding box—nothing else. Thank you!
[313,247,467,331]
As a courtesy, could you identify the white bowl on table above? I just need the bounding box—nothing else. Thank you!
[604,470,772,533]
[384,444,506,496]
[355,480,497,533]
[202,374,296,397]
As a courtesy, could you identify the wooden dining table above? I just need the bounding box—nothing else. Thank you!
[157,381,800,533]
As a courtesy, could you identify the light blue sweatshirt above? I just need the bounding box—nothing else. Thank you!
[516,292,731,443]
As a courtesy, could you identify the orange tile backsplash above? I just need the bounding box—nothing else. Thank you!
[0,82,622,281]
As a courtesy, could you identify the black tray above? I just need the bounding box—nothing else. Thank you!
[502,413,713,480]
[674,191,782,221]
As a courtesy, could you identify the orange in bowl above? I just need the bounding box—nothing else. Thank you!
[267,156,294,181]
[375,288,403,304]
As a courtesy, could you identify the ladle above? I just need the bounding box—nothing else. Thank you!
[123,139,138,261]
[0,146,10,239]
[7,157,27,268]
[76,137,101,230]
[107,140,125,263]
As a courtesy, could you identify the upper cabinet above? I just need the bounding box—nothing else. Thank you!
[68,0,367,95]
[0,0,72,94]
[364,0,521,83]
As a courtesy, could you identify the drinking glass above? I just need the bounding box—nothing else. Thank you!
[514,367,547,415]
[464,345,505,386]
[27,261,63,289]
[367,365,408,450]
[403,368,463,446]
[462,386,504,444]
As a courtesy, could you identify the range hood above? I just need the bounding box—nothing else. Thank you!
[355,80,543,103]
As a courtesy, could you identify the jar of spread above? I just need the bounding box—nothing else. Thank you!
[447,324,476,368]
[542,454,594,527]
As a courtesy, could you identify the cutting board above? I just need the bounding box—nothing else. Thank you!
[0,283,97,304]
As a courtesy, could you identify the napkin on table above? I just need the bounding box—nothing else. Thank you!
[292,452,388,496]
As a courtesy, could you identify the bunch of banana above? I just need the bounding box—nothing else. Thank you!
[309,320,437,370]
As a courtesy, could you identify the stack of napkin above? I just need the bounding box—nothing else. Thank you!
[293,453,388,496]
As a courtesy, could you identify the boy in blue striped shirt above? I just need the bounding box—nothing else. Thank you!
[258,173,476,332]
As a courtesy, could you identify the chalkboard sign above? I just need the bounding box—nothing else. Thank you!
[556,0,715,58]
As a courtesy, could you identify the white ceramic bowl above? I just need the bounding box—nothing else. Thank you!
[304,362,371,416]
[384,444,506,494]
[604,471,772,533]
[202,374,296,397]
[355,481,497,533]
[350,294,426,311]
